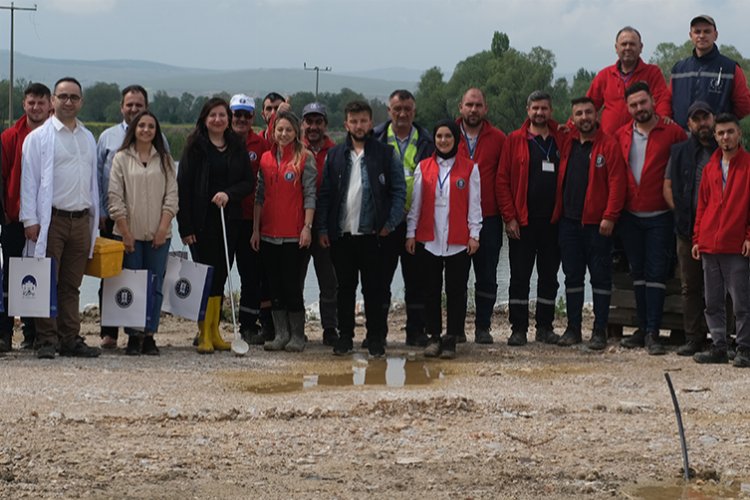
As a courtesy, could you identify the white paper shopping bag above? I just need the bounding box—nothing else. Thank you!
[161,255,213,321]
[8,257,57,318]
[101,269,154,328]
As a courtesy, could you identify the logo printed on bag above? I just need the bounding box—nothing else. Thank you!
[115,288,134,309]
[21,275,37,298]
[175,278,192,299]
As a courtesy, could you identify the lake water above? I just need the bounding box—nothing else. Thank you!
[77,235,591,311]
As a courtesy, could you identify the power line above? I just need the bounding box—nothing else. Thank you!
[303,62,332,100]
[0,2,37,127]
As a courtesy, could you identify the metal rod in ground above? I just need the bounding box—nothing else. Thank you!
[664,372,690,481]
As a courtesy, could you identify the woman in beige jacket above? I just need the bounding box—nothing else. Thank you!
[108,110,178,355]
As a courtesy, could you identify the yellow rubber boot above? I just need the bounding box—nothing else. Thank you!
[209,296,231,351]
[196,299,215,354]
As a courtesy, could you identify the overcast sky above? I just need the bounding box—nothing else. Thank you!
[2,0,749,77]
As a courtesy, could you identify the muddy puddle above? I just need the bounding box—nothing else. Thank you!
[226,356,446,394]
[624,479,750,499]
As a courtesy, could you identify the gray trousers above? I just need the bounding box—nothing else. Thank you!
[702,254,750,350]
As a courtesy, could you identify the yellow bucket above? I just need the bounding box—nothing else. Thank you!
[85,237,125,278]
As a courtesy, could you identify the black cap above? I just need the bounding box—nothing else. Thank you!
[690,15,716,28]
[687,101,713,119]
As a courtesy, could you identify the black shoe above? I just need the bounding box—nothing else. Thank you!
[455,333,467,344]
[405,331,429,347]
[645,334,666,356]
[588,328,607,351]
[424,338,441,358]
[676,339,704,357]
[141,336,160,356]
[361,337,387,349]
[367,335,385,358]
[59,338,101,358]
[126,335,142,356]
[322,328,339,347]
[694,347,729,364]
[507,329,527,346]
[240,326,259,344]
[535,327,560,344]
[474,327,494,345]
[37,344,56,359]
[439,336,456,359]
[557,327,582,346]
[620,329,646,349]
[733,347,750,368]
[0,332,11,353]
[333,335,353,356]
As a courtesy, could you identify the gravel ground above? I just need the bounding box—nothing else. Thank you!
[1,308,749,499]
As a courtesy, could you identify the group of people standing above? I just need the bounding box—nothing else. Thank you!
[1,14,749,367]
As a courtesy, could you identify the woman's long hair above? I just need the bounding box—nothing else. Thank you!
[119,109,173,175]
[274,111,307,175]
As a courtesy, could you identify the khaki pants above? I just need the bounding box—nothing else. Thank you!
[35,214,91,349]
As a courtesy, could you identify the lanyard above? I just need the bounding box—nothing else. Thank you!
[531,136,554,161]
[437,166,453,195]
[460,123,479,159]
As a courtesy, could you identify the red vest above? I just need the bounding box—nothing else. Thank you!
[259,144,304,238]
[241,130,270,219]
[415,155,472,245]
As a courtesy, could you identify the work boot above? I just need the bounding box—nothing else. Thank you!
[620,329,646,349]
[507,329,528,346]
[733,347,750,368]
[0,332,11,353]
[535,326,560,344]
[588,328,607,351]
[285,311,307,352]
[424,337,441,358]
[557,326,582,346]
[676,338,705,357]
[694,346,729,364]
[333,332,353,356]
[405,330,429,347]
[440,335,457,359]
[645,332,666,356]
[367,332,385,358]
[322,328,339,347]
[474,327,494,345]
[59,337,101,358]
[208,297,231,351]
[264,310,291,351]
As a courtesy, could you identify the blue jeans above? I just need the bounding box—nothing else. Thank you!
[617,211,674,333]
[122,239,170,334]
[559,218,613,331]
[471,215,502,329]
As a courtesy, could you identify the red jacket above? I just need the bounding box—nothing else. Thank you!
[552,128,627,224]
[496,119,564,226]
[258,143,304,239]
[614,119,687,212]
[241,130,270,219]
[587,58,672,135]
[415,155,473,245]
[456,118,505,217]
[1,115,32,222]
[304,135,336,191]
[694,148,750,254]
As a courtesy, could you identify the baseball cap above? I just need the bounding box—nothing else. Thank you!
[690,15,716,28]
[687,101,713,119]
[229,94,255,113]
[302,102,327,119]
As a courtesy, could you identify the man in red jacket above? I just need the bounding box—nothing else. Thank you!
[587,26,671,134]
[496,91,564,346]
[554,97,627,349]
[299,102,339,346]
[691,113,750,367]
[615,81,687,355]
[457,88,506,344]
[0,82,52,352]
[229,94,271,345]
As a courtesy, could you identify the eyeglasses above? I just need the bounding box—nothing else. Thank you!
[54,94,81,103]
[233,110,253,119]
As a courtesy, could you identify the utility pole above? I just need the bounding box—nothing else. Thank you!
[0,2,37,127]
[303,62,331,100]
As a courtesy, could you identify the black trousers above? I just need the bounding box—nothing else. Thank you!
[508,218,560,331]
[190,206,238,297]
[234,219,262,330]
[419,244,471,340]
[260,240,307,312]
[330,234,383,340]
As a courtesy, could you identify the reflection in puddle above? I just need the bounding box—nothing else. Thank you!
[246,356,445,394]
[627,479,749,499]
